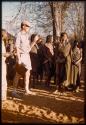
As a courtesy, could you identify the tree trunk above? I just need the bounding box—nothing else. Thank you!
[50,2,60,44]
[50,3,56,43]
[60,9,63,32]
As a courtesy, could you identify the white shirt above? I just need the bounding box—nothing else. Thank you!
[15,31,32,70]
[16,31,31,54]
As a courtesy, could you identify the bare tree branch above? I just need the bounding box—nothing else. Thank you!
[9,2,23,24]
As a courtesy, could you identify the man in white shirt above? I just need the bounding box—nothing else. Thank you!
[12,20,39,96]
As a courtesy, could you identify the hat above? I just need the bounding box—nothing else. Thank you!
[22,20,30,27]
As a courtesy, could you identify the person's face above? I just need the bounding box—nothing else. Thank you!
[2,31,8,40]
[76,42,79,47]
[63,34,68,41]
[23,24,30,32]
[37,38,42,43]
[50,36,53,43]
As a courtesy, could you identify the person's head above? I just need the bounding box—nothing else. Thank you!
[31,34,37,43]
[2,30,8,41]
[30,33,40,43]
[46,35,53,43]
[21,20,30,32]
[36,36,43,43]
[72,40,78,49]
[60,32,68,42]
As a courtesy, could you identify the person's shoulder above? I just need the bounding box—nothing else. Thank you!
[16,31,21,37]
[77,47,80,51]
[18,31,22,35]
[66,41,71,48]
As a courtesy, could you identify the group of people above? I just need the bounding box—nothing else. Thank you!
[2,20,82,101]
[54,33,82,93]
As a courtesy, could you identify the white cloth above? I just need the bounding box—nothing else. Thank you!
[16,31,32,70]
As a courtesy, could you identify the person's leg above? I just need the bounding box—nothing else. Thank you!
[25,69,36,95]
[39,73,43,84]
[75,72,80,92]
[38,66,43,84]
[25,70,30,93]
[63,55,71,87]
[12,72,21,98]
[44,62,49,86]
[56,63,63,90]
[13,72,20,91]
[46,62,52,87]
[32,72,37,88]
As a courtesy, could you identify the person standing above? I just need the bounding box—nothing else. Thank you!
[2,30,9,101]
[43,35,55,87]
[30,34,40,87]
[71,40,82,92]
[54,32,72,93]
[12,20,39,96]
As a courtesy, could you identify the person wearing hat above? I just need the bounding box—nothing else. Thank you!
[12,20,39,96]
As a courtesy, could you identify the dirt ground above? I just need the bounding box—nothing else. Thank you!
[1,82,85,124]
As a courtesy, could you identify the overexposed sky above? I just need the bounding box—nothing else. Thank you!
[2,2,21,28]
[2,1,84,38]
[2,1,52,37]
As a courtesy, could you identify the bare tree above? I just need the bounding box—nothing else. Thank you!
[64,2,84,41]
[2,1,84,42]
[49,2,70,43]
[9,2,23,24]
[49,2,57,43]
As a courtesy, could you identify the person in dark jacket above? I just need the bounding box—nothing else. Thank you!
[54,32,72,93]
[36,37,44,83]
[30,34,40,87]
[43,35,55,87]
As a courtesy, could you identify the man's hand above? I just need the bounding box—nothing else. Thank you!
[34,35,39,43]
[3,52,10,57]
[18,57,21,64]
[30,35,39,50]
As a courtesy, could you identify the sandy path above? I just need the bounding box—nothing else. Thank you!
[1,83,85,123]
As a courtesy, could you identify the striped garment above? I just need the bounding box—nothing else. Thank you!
[72,47,81,63]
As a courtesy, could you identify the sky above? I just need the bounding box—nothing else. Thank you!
[2,2,21,30]
[2,1,52,37]
[2,1,84,39]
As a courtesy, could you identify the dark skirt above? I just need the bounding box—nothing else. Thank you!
[15,63,27,77]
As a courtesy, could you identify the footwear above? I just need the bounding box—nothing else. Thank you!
[46,83,50,87]
[12,91,21,98]
[25,90,36,95]
[66,84,74,91]
[53,90,59,94]
[75,87,80,93]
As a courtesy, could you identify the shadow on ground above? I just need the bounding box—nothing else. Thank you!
[1,82,85,124]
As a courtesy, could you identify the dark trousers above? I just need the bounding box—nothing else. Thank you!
[44,61,55,86]
[55,62,67,89]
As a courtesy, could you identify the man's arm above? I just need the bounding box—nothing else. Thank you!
[15,33,21,64]
[29,35,39,51]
